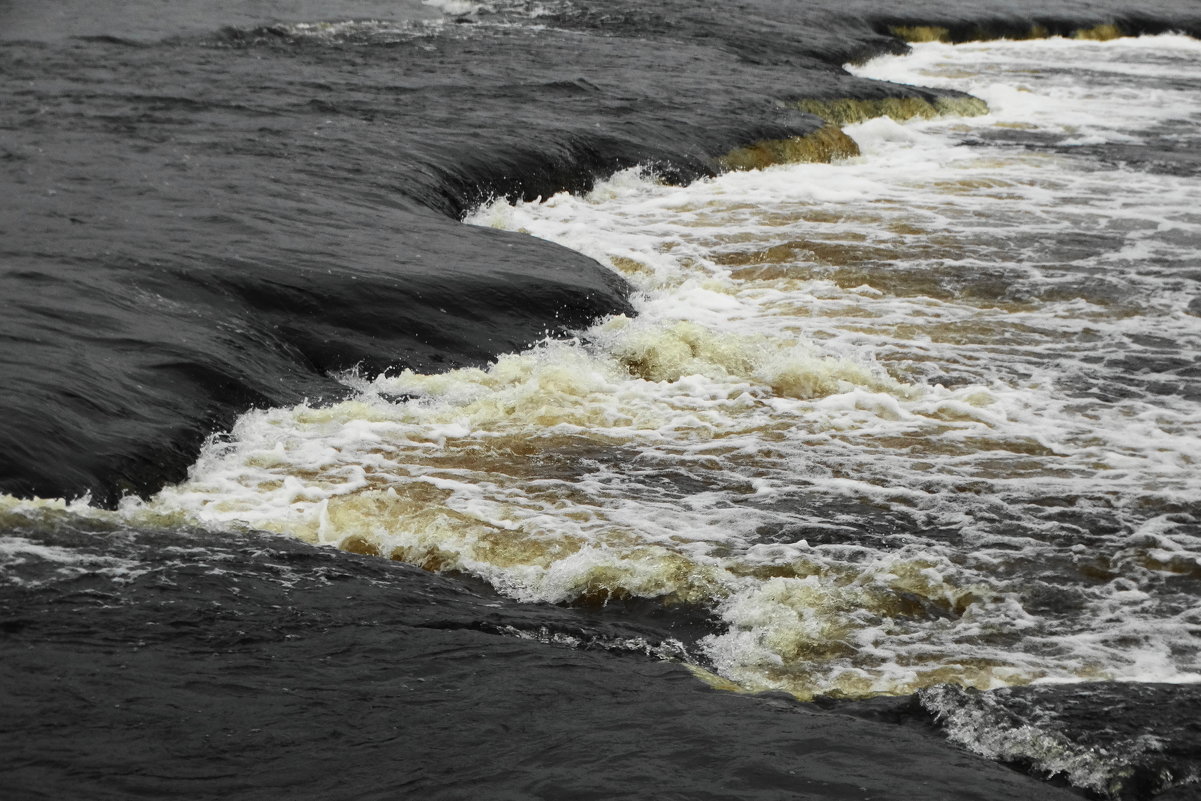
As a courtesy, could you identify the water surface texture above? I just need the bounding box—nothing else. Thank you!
[3,2,1201,800]
[139,34,1201,699]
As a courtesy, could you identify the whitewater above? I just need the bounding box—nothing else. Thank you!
[53,34,1194,703]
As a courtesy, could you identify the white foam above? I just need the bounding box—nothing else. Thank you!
[421,0,486,14]
[920,684,1158,795]
[851,35,1201,143]
[0,535,147,587]
[110,35,1201,701]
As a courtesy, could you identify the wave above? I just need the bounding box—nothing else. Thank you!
[0,0,968,504]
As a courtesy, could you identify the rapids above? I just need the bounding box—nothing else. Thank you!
[121,35,1201,701]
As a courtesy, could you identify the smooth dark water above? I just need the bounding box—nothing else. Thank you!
[0,516,1089,801]
[4,1,1201,799]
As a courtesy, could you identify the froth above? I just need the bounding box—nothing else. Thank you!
[118,35,1201,701]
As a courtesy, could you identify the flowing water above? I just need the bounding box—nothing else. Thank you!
[56,34,1195,706]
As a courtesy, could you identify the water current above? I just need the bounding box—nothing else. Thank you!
[18,35,1200,706]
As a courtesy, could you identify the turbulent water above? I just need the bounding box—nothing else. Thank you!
[4,2,1201,799]
[108,35,1201,700]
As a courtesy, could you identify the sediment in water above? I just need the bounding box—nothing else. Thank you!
[0,516,1085,801]
[4,3,1201,800]
[4,0,1199,502]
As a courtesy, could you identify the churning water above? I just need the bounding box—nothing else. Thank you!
[28,35,1194,703]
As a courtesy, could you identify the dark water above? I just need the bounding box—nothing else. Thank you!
[1,515,1090,801]
[4,1,1201,799]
